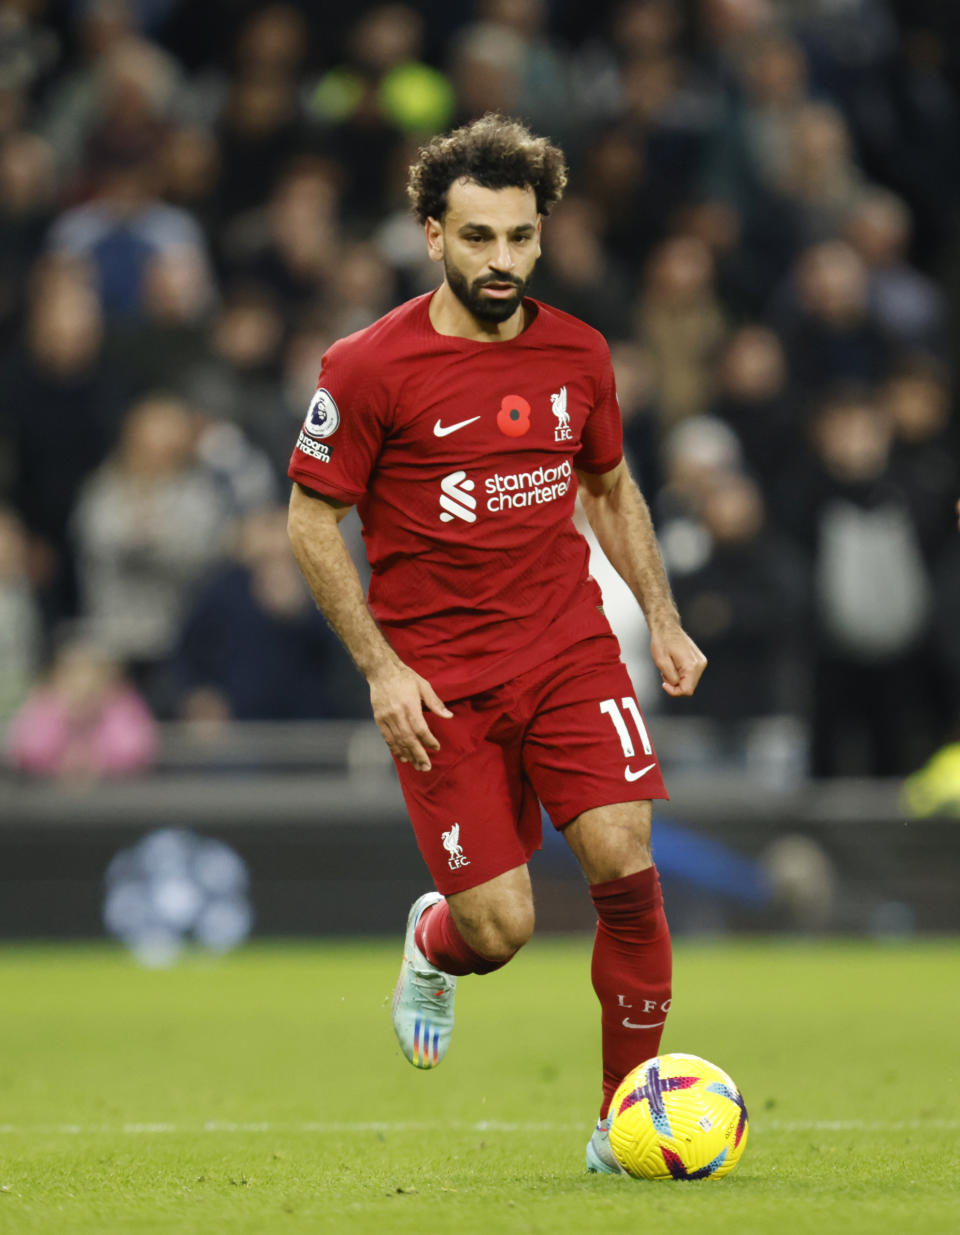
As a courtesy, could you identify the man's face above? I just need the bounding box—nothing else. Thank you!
[426,179,542,323]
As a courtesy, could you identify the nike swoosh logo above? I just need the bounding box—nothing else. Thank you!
[622,1017,666,1030]
[624,761,656,782]
[433,416,481,437]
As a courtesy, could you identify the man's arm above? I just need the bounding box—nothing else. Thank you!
[287,482,451,771]
[577,459,707,697]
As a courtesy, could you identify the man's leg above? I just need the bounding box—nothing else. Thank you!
[393,865,535,1069]
[564,800,672,1118]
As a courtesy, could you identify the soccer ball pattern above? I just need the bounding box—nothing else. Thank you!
[608,1053,749,1181]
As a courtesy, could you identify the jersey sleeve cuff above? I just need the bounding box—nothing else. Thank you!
[288,461,365,505]
[572,450,623,477]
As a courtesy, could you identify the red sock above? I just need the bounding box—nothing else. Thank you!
[415,898,510,976]
[590,866,672,1118]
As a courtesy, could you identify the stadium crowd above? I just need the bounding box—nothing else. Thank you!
[0,0,958,780]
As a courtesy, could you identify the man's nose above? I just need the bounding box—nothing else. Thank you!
[490,239,514,271]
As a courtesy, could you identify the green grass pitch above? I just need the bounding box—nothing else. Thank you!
[0,938,957,1235]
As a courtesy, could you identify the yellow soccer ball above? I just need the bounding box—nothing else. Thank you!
[608,1053,749,1180]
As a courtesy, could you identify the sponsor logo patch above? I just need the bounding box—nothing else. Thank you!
[297,431,333,463]
[484,459,572,511]
[438,470,476,523]
[303,388,340,439]
[438,461,573,523]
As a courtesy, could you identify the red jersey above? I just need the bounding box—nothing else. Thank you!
[288,292,624,699]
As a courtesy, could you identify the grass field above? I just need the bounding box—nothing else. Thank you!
[0,938,957,1235]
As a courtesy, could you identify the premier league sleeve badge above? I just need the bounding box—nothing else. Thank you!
[303,388,341,439]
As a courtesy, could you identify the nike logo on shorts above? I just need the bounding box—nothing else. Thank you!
[624,761,657,782]
[433,416,481,437]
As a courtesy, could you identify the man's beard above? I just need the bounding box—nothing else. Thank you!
[443,256,530,323]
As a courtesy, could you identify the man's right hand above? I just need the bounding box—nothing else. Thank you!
[369,663,453,772]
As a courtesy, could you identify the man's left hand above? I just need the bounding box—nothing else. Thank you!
[650,624,708,698]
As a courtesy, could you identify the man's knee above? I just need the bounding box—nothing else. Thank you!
[563,800,653,885]
[476,900,535,959]
[452,899,534,961]
[448,869,535,960]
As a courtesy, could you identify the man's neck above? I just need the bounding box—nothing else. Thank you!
[428,283,529,342]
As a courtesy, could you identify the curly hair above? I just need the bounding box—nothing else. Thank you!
[407,114,568,224]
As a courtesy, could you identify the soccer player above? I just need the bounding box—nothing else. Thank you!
[286,115,707,1174]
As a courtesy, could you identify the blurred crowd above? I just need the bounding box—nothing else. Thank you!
[0,0,958,782]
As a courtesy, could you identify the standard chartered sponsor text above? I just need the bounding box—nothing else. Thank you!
[485,460,572,511]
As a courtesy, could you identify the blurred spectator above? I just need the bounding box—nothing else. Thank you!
[701,30,809,291]
[47,151,214,321]
[178,285,292,478]
[788,388,937,775]
[449,19,526,122]
[194,419,279,519]
[656,414,743,574]
[280,317,334,425]
[309,5,430,222]
[618,52,718,201]
[530,196,633,339]
[0,506,42,725]
[635,235,727,425]
[101,244,215,411]
[310,4,454,138]
[221,162,339,313]
[610,340,662,501]
[0,258,112,620]
[455,0,570,136]
[6,636,156,780]
[865,21,960,270]
[154,124,221,238]
[231,3,311,82]
[580,126,677,276]
[675,197,767,317]
[572,0,683,127]
[667,470,809,721]
[173,506,367,722]
[70,394,228,709]
[882,360,959,563]
[776,103,867,244]
[214,15,312,224]
[39,9,176,177]
[705,31,810,215]
[77,35,179,188]
[0,0,60,109]
[776,241,888,396]
[372,135,443,300]
[0,132,59,346]
[844,190,948,356]
[321,239,398,339]
[697,0,776,82]
[711,326,803,522]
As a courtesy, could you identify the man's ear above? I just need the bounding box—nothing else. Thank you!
[425,216,444,263]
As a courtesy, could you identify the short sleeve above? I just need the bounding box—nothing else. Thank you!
[573,348,623,475]
[287,339,390,503]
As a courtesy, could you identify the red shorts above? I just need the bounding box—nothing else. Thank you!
[395,634,669,894]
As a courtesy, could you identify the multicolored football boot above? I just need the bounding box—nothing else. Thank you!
[391,892,457,1069]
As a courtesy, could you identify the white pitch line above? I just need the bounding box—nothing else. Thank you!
[0,1119,957,1136]
[761,1119,960,1132]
